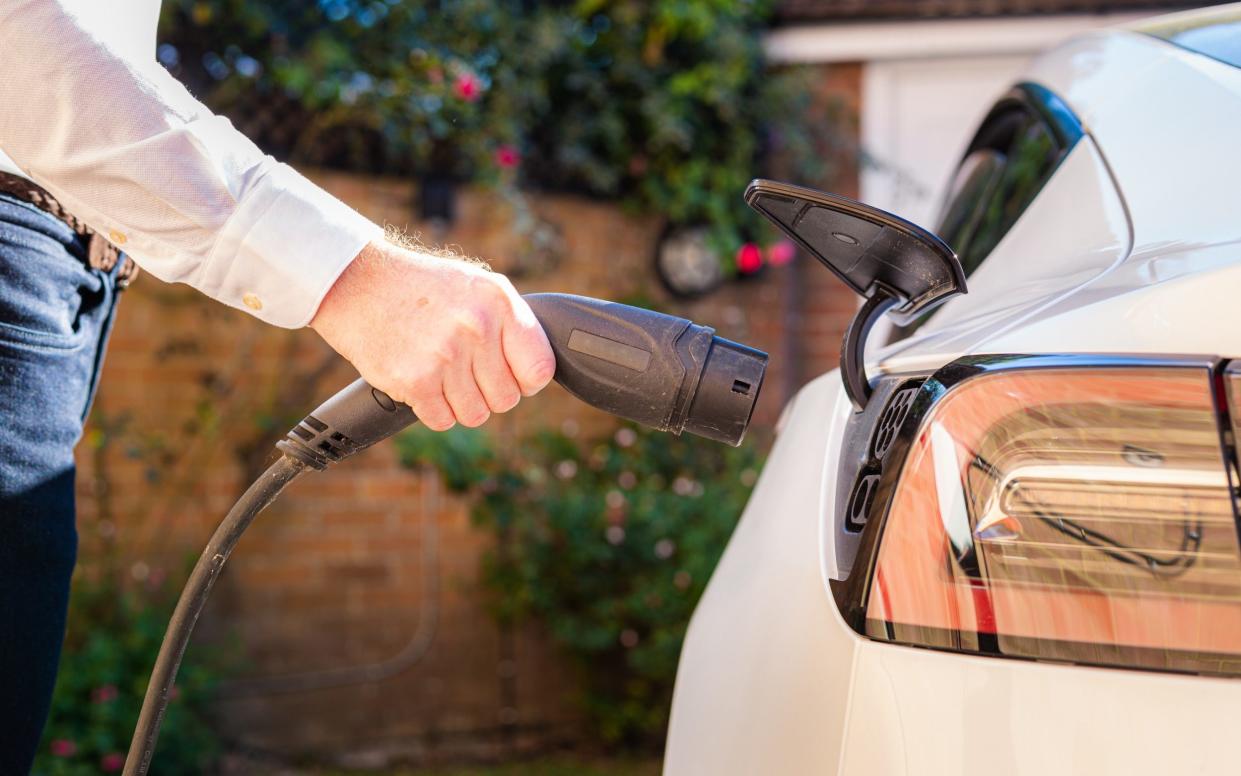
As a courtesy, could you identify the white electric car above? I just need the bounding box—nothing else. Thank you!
[665,6,1241,774]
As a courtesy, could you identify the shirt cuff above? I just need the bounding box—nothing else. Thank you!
[198,163,383,328]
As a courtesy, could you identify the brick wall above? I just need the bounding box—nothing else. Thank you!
[792,62,865,381]
[73,65,860,766]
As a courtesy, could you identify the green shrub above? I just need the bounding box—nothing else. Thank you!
[32,571,224,775]
[160,0,837,262]
[398,422,762,747]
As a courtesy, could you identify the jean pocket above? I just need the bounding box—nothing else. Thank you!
[0,230,103,352]
[0,318,91,350]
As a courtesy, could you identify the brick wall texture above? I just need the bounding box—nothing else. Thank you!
[74,65,862,766]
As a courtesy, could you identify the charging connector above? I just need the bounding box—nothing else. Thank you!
[277,293,767,473]
[123,293,767,774]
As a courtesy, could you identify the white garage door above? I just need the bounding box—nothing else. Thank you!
[859,54,1031,229]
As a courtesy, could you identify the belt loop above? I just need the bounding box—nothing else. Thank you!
[0,171,138,286]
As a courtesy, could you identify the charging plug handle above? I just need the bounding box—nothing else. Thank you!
[525,293,766,445]
[278,293,768,468]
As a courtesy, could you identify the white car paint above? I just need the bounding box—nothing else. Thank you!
[889,27,1241,366]
[666,8,1241,774]
[664,372,857,775]
[875,131,1131,374]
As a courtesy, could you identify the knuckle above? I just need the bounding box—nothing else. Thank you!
[491,388,521,413]
[482,273,514,297]
[457,406,491,428]
[455,306,493,340]
[423,416,456,432]
[521,356,557,392]
[402,370,440,400]
[492,273,517,295]
[409,400,454,431]
[467,273,508,305]
[432,338,461,365]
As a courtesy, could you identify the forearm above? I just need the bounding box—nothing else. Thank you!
[0,0,379,327]
[0,0,556,428]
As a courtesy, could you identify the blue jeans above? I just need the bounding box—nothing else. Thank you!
[0,193,122,773]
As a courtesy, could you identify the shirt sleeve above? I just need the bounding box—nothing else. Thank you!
[0,0,383,328]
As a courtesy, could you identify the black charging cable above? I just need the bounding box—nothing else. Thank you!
[121,293,767,775]
[123,455,309,775]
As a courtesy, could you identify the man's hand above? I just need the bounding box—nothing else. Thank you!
[310,240,556,431]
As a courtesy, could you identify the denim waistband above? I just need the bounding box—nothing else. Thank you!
[0,175,137,287]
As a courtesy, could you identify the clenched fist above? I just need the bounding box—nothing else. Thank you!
[310,239,556,430]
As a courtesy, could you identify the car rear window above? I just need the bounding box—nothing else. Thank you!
[886,84,1079,343]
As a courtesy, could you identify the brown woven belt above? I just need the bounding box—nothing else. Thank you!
[0,171,138,287]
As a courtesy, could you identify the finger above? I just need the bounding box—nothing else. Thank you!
[472,334,522,413]
[442,355,492,428]
[407,385,456,432]
[503,299,556,396]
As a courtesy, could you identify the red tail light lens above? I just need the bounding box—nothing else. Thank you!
[865,366,1241,674]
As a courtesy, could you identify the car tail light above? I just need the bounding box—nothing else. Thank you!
[864,363,1241,675]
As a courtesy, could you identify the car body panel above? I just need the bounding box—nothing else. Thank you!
[1137,5,1241,71]
[667,11,1241,775]
[848,638,1239,776]
[875,133,1131,374]
[669,365,1241,776]
[880,28,1241,372]
[663,372,859,775]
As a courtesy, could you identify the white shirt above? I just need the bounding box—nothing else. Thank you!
[0,0,382,328]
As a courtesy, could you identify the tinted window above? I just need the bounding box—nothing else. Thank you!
[935,105,1060,277]
[888,86,1080,343]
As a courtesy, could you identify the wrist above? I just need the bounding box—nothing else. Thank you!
[310,240,398,334]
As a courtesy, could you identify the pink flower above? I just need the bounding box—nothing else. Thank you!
[453,72,482,102]
[101,752,125,772]
[766,239,796,267]
[92,684,119,704]
[494,145,520,169]
[735,242,763,274]
[50,739,76,758]
[146,566,168,591]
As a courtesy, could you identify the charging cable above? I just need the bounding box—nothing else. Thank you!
[121,293,767,775]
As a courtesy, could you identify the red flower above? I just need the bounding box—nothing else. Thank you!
[494,145,520,169]
[92,684,119,704]
[453,72,482,102]
[766,239,796,267]
[50,739,76,758]
[735,242,763,274]
[101,752,125,772]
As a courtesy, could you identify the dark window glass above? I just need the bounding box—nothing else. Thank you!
[888,94,1073,343]
[935,106,1059,278]
[934,149,1006,273]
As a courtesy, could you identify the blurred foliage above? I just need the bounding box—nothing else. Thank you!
[397,422,762,748]
[159,0,839,258]
[32,570,224,775]
[323,755,660,774]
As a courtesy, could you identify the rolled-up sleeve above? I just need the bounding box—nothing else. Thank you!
[0,0,381,327]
